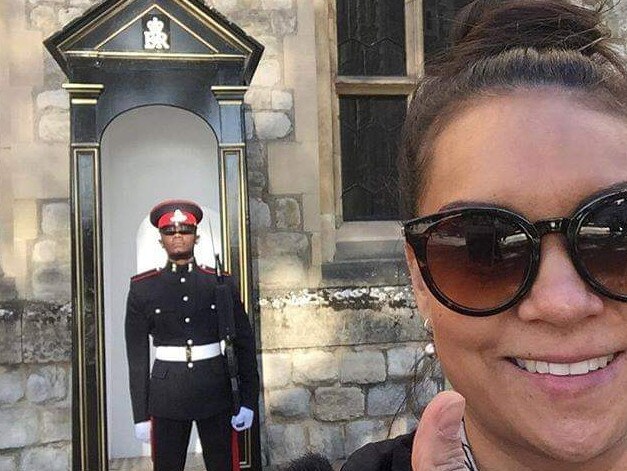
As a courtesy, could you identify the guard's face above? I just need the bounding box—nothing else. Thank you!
[407,90,627,467]
[159,226,198,260]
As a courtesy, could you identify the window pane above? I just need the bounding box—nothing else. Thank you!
[423,0,474,60]
[340,96,406,221]
[336,0,406,76]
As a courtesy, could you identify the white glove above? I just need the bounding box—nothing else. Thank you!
[231,406,254,431]
[135,421,151,443]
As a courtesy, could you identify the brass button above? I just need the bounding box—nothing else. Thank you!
[185,317,191,323]
[210,304,216,310]
[187,362,193,369]
[183,296,189,302]
[187,339,193,346]
[155,308,161,314]
[180,278,186,283]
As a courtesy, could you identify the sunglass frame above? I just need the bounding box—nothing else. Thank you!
[403,188,627,316]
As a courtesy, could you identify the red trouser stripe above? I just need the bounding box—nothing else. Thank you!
[231,430,240,471]
[150,417,155,463]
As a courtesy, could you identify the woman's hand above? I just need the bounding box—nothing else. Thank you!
[412,391,468,471]
[134,420,151,443]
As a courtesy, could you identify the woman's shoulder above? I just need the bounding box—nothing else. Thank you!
[341,431,414,471]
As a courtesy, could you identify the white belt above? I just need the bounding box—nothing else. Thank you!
[155,343,221,362]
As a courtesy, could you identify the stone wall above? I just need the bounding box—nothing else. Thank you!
[255,286,441,469]
[0,301,72,471]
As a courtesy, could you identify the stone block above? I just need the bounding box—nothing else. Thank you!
[367,383,406,417]
[258,232,309,259]
[36,90,69,111]
[19,445,69,471]
[26,366,67,403]
[0,308,22,363]
[0,367,25,404]
[307,423,344,462]
[261,352,292,389]
[22,303,71,362]
[251,59,281,87]
[274,197,301,229]
[257,256,307,288]
[41,202,70,237]
[314,387,364,422]
[249,197,271,232]
[271,90,293,110]
[253,111,291,139]
[29,5,58,36]
[344,419,387,456]
[32,240,57,264]
[0,456,16,471]
[387,346,419,379]
[266,424,306,464]
[271,10,297,36]
[292,350,338,385]
[340,351,386,384]
[31,264,71,302]
[267,388,310,418]
[244,88,272,110]
[38,110,70,143]
[0,408,38,449]
[41,407,71,443]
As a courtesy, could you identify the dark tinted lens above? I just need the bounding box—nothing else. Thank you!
[425,213,532,311]
[161,225,195,235]
[577,196,627,298]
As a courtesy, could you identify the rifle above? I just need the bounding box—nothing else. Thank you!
[214,254,241,415]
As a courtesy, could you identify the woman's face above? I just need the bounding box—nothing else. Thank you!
[408,90,627,467]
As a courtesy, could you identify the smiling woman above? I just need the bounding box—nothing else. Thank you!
[336,0,627,470]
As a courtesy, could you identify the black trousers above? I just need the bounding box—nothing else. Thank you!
[152,410,232,471]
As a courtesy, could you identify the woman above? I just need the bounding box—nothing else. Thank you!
[340,0,627,469]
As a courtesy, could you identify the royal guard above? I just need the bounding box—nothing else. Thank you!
[125,200,258,471]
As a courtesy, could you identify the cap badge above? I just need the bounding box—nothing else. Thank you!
[170,209,188,224]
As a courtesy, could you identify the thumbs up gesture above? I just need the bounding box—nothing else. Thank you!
[412,391,469,471]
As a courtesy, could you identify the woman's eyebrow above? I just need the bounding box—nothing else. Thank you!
[437,200,517,213]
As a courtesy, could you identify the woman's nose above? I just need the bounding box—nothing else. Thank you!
[516,237,604,325]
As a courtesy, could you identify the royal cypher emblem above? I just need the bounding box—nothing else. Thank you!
[144,16,170,50]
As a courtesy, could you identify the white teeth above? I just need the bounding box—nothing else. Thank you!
[514,354,615,376]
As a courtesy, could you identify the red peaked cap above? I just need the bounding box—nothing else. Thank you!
[150,200,203,229]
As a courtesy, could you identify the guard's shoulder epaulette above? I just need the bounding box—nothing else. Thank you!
[131,268,162,282]
[198,265,230,276]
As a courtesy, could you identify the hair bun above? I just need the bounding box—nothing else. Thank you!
[446,0,610,65]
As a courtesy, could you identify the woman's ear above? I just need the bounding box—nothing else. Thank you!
[404,241,430,315]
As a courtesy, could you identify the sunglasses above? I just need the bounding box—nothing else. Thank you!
[160,225,196,236]
[403,188,627,316]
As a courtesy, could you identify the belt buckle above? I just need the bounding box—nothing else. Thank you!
[186,345,192,362]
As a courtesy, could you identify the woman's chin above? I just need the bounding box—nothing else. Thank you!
[526,420,625,464]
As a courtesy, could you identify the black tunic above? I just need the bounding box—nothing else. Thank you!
[125,260,259,423]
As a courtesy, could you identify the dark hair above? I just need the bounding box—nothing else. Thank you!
[399,0,627,218]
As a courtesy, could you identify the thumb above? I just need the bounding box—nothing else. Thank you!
[412,391,468,471]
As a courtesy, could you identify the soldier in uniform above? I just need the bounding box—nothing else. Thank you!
[125,200,258,471]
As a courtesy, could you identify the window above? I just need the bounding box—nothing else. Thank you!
[332,0,474,223]
[335,0,409,222]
